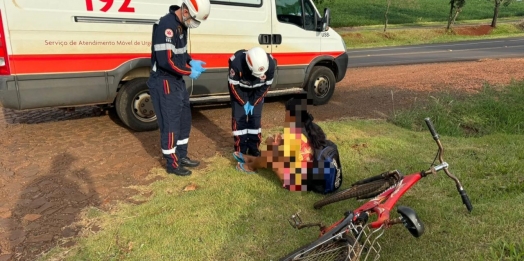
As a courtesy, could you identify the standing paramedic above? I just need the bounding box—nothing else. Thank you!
[228,47,276,157]
[146,0,211,176]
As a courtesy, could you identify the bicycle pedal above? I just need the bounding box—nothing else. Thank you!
[288,211,303,229]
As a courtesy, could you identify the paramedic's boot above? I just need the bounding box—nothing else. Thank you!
[167,166,192,176]
[180,157,200,168]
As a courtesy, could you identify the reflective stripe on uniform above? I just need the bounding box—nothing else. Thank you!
[162,147,176,154]
[247,128,261,134]
[233,128,261,136]
[233,130,247,136]
[228,78,268,88]
[154,43,187,54]
[177,138,189,145]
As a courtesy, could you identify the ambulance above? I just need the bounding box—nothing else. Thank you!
[0,0,348,131]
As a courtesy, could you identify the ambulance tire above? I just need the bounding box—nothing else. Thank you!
[306,66,336,106]
[115,78,159,132]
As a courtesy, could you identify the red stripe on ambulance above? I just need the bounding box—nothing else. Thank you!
[8,52,345,75]
[0,10,12,76]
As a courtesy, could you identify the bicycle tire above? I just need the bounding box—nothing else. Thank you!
[313,179,393,209]
[279,234,361,261]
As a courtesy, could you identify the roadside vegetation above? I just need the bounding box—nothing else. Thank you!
[43,80,524,261]
[316,0,524,48]
[341,22,524,48]
[316,0,524,28]
[390,80,524,137]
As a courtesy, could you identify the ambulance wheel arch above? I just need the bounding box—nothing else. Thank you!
[303,58,340,105]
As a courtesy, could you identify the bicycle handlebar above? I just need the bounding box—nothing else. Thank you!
[424,118,439,141]
[424,117,473,213]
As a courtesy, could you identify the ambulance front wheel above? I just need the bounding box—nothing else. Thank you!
[115,78,159,132]
[306,66,336,105]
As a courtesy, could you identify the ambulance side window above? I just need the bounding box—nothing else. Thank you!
[276,0,314,30]
[303,1,316,31]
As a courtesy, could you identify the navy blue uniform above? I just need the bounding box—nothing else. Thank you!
[146,5,193,170]
[228,49,276,156]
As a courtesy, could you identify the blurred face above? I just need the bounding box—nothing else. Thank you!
[284,107,304,132]
[284,110,294,123]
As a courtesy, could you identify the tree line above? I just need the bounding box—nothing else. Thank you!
[446,0,515,30]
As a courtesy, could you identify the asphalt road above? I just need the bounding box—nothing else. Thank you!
[346,37,524,68]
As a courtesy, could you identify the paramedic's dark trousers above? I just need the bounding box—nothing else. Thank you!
[231,100,263,156]
[147,73,191,169]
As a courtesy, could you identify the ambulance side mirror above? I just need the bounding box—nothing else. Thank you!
[322,8,331,32]
[321,8,330,31]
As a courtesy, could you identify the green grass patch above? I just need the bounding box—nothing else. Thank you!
[43,81,524,260]
[490,238,524,260]
[317,0,524,27]
[341,23,524,48]
[390,80,524,137]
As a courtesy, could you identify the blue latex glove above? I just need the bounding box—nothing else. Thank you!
[189,60,206,73]
[189,67,201,80]
[248,104,254,115]
[243,102,251,115]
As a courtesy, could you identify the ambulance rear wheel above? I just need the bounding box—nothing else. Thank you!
[115,78,159,132]
[306,66,336,105]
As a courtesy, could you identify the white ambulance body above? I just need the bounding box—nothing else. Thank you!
[0,0,348,131]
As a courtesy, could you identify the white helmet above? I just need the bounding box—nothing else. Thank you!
[246,46,269,78]
[182,0,211,28]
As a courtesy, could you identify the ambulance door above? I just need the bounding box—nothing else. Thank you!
[271,0,321,88]
[188,0,272,96]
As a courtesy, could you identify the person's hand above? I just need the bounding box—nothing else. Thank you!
[248,104,254,115]
[189,67,201,80]
[243,102,251,115]
[189,60,206,73]
[265,135,275,145]
[274,133,283,145]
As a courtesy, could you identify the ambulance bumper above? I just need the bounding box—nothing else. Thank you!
[0,76,19,109]
[334,52,349,82]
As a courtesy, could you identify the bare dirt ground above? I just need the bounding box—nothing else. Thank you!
[1,57,524,261]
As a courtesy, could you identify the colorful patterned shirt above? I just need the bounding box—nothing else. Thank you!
[281,126,313,191]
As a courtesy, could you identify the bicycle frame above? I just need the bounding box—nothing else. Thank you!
[352,171,423,229]
[319,161,450,237]
[317,169,426,237]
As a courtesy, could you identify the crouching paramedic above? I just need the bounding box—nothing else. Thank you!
[146,1,210,176]
[228,47,276,157]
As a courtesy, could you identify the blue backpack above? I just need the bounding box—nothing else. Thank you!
[309,140,343,194]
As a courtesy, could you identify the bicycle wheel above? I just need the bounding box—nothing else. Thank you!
[313,179,394,209]
[279,234,361,261]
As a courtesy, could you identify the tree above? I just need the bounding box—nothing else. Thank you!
[490,0,514,28]
[383,0,416,32]
[447,0,466,31]
[384,0,392,32]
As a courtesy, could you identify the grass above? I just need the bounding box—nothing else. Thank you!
[317,0,524,28]
[390,80,524,137]
[42,81,524,261]
[340,23,524,48]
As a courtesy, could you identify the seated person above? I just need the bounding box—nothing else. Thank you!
[233,94,342,193]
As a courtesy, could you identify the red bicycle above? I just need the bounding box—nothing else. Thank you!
[279,118,473,261]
